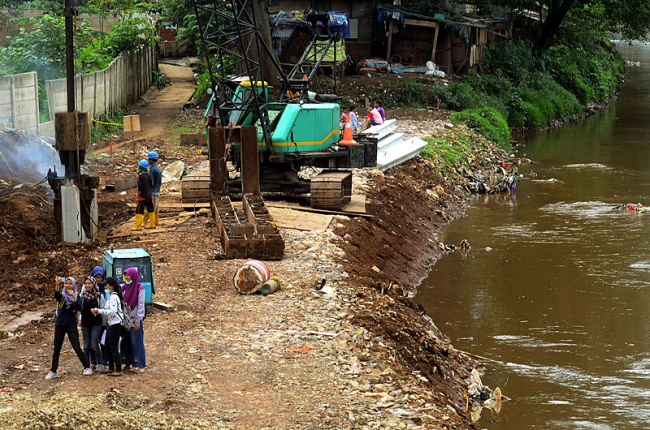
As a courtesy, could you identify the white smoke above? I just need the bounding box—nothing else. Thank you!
[0,129,64,184]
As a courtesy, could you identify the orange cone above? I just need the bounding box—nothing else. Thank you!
[339,113,357,146]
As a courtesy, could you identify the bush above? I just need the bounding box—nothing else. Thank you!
[483,40,543,86]
[451,107,511,149]
[91,109,126,145]
[194,71,212,99]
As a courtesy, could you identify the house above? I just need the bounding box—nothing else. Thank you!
[268,1,510,76]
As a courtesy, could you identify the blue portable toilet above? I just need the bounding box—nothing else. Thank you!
[102,248,155,313]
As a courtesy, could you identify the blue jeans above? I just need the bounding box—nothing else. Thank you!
[81,324,102,365]
[128,321,147,368]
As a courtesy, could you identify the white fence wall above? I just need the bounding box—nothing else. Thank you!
[46,44,156,120]
[43,44,156,136]
[0,72,40,135]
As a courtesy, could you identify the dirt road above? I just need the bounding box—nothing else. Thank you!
[0,61,482,429]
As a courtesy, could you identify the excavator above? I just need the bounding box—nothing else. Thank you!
[192,0,376,200]
[191,0,377,260]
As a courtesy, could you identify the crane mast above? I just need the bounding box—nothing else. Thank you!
[192,0,284,152]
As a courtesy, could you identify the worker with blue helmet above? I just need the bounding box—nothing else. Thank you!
[143,151,162,229]
[133,159,154,231]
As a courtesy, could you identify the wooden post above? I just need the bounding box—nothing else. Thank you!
[386,20,394,61]
[432,24,440,63]
[209,127,228,196]
[240,126,260,194]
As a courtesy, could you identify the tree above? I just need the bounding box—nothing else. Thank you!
[468,0,650,49]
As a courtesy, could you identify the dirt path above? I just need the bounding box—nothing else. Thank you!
[0,61,483,429]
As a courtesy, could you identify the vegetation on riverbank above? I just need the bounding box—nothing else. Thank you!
[390,40,625,141]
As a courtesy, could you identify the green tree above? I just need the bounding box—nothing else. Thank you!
[468,0,650,49]
[0,14,98,79]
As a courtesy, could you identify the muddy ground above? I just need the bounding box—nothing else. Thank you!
[0,62,508,429]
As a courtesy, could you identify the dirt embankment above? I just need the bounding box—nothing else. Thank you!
[0,62,507,429]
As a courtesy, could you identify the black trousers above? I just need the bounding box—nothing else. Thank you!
[136,200,154,215]
[51,325,90,372]
[107,324,131,372]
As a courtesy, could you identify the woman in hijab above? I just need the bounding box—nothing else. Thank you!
[80,276,104,372]
[122,267,147,373]
[91,265,110,369]
[92,277,130,376]
[46,276,92,380]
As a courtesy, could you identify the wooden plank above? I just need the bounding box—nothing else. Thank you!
[266,199,371,217]
[404,18,438,28]
[127,202,211,209]
[181,189,210,197]
[153,301,175,312]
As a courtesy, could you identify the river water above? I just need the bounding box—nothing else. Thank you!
[416,43,650,429]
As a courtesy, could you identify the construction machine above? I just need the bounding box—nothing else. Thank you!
[192,0,376,202]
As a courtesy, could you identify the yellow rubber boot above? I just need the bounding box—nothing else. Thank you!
[145,212,156,229]
[132,214,143,231]
[142,212,150,228]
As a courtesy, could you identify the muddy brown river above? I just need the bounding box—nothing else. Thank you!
[416,42,650,429]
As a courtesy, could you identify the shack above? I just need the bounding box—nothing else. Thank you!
[268,1,511,76]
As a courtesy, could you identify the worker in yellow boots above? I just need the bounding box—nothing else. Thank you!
[133,159,154,231]
[143,151,162,229]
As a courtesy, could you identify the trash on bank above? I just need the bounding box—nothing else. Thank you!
[464,159,527,194]
[613,203,646,213]
[466,368,508,423]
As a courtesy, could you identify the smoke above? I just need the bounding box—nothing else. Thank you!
[0,129,64,184]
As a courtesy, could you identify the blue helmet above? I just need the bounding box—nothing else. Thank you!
[147,151,158,160]
[138,159,149,169]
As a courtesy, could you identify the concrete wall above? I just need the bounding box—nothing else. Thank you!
[45,44,157,133]
[0,72,40,135]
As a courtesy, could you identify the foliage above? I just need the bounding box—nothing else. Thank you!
[101,14,158,57]
[463,0,650,49]
[90,108,125,145]
[420,125,497,176]
[0,15,99,80]
[451,107,511,149]
[193,70,211,99]
[543,43,623,105]
[483,41,544,85]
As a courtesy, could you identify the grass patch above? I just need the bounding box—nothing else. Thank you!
[451,107,511,149]
[420,125,496,176]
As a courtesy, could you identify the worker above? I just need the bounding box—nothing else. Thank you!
[143,151,162,229]
[133,159,154,231]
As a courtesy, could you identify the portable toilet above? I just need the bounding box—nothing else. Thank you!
[102,248,155,313]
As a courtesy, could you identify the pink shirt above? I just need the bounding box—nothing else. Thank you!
[370,108,383,125]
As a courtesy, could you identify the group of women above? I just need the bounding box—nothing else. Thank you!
[45,266,147,379]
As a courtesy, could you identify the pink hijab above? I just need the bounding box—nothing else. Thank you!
[122,267,144,309]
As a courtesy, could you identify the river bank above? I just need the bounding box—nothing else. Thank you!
[0,63,516,429]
